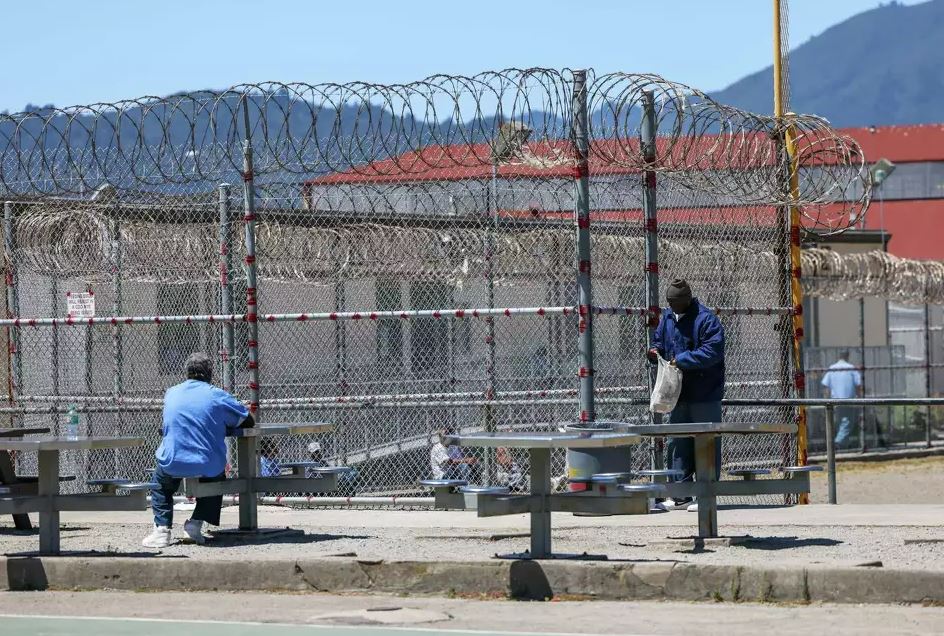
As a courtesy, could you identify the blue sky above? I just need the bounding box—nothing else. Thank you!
[0,0,926,112]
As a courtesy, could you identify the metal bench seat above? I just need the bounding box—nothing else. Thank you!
[727,468,772,480]
[280,461,321,469]
[306,466,354,476]
[781,465,823,474]
[458,485,510,495]
[618,483,666,494]
[418,479,468,489]
[87,479,158,493]
[589,471,635,484]
[16,475,76,483]
[635,469,685,479]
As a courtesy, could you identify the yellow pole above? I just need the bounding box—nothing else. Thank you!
[774,0,809,501]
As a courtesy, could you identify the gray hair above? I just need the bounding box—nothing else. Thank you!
[185,352,213,382]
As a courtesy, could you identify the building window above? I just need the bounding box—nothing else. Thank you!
[409,280,451,378]
[157,283,202,376]
[375,279,403,372]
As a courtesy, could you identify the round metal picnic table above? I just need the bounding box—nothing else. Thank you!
[445,430,643,559]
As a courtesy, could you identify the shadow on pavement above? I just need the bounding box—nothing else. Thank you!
[740,536,843,550]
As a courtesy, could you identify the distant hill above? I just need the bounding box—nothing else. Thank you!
[712,0,944,126]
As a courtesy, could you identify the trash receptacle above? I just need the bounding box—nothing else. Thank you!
[564,422,633,494]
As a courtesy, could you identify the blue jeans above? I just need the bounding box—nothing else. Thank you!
[445,463,473,482]
[833,406,856,447]
[667,401,723,483]
[150,465,225,528]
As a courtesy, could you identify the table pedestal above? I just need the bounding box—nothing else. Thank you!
[37,450,60,554]
[694,435,719,538]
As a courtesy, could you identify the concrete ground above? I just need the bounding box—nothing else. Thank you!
[1,504,943,570]
[808,455,944,504]
[1,456,943,569]
[3,590,944,635]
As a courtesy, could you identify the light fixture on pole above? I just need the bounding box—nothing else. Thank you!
[869,158,896,244]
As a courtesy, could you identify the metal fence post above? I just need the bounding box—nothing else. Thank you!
[241,114,261,420]
[483,162,499,484]
[641,90,663,472]
[573,70,594,425]
[824,404,837,504]
[219,184,235,395]
[924,298,933,448]
[110,211,123,476]
[333,232,347,413]
[859,298,867,453]
[240,102,260,530]
[50,272,59,431]
[219,184,235,470]
[3,202,20,409]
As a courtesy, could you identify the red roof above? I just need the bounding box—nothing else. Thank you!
[305,123,944,260]
[842,124,944,163]
[308,123,944,187]
[307,136,789,185]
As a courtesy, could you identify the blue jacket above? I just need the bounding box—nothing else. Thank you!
[652,298,725,403]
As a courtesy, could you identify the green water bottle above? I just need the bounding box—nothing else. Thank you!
[65,405,80,440]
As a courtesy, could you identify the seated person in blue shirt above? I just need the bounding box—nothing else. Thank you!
[259,437,282,477]
[142,352,254,548]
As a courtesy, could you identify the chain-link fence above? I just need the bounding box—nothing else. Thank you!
[803,304,944,456]
[0,69,870,498]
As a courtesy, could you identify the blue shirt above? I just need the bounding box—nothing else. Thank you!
[260,456,281,477]
[156,379,249,478]
[821,360,862,399]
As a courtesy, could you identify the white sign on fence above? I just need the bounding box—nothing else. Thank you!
[66,291,96,319]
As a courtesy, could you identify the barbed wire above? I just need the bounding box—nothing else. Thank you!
[803,248,944,305]
[1,69,868,237]
[13,205,937,305]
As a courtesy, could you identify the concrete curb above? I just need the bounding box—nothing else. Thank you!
[3,556,943,605]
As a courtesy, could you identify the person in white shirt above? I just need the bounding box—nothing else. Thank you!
[429,433,450,480]
[429,429,476,480]
[821,350,863,447]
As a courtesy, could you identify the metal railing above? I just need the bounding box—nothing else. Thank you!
[723,397,944,505]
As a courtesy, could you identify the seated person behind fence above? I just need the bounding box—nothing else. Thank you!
[305,441,357,496]
[259,437,281,477]
[821,349,863,448]
[497,446,526,491]
[304,441,328,474]
[142,352,254,548]
[430,429,477,481]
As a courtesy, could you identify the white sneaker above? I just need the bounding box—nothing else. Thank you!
[183,519,206,545]
[141,525,172,548]
[659,498,679,511]
[687,501,699,512]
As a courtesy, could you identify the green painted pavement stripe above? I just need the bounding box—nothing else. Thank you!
[0,615,613,636]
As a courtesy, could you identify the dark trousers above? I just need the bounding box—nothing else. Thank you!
[151,465,225,527]
[666,400,723,483]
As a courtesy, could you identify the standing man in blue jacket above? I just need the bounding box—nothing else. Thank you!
[647,279,725,512]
